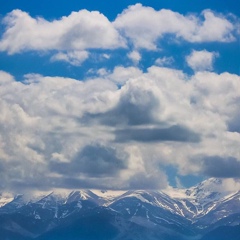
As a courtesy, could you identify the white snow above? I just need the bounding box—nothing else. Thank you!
[153,197,174,212]
[78,191,91,200]
[124,192,152,204]
[180,200,196,216]
[204,203,216,215]
[174,203,185,217]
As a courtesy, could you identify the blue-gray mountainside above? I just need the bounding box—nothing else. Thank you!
[0,178,240,240]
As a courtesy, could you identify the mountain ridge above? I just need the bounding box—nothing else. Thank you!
[0,178,239,240]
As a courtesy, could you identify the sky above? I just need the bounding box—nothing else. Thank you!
[0,0,240,193]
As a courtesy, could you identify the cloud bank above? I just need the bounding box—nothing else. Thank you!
[0,9,126,54]
[0,4,238,66]
[0,65,239,191]
[0,4,239,191]
[114,4,236,49]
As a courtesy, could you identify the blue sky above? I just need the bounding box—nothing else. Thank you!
[0,0,240,192]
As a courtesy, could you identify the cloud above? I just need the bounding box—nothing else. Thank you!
[50,143,128,177]
[51,50,89,66]
[0,66,239,191]
[86,66,190,128]
[0,6,237,58]
[186,50,218,71]
[127,50,141,64]
[96,81,160,126]
[190,71,240,121]
[155,56,174,67]
[114,4,236,49]
[0,70,15,84]
[0,4,239,193]
[114,125,200,143]
[128,171,168,189]
[228,111,240,133]
[201,156,240,178]
[97,66,143,85]
[220,178,240,192]
[0,9,125,54]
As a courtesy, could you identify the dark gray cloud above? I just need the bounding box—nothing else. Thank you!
[201,156,240,178]
[50,144,128,177]
[83,86,160,126]
[104,89,159,126]
[114,125,201,143]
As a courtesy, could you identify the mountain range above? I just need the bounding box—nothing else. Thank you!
[0,178,240,240]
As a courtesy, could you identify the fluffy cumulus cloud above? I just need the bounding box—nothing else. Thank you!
[0,9,125,54]
[51,50,89,66]
[0,65,240,192]
[186,50,218,71]
[97,66,143,85]
[0,5,238,59]
[127,50,141,64]
[114,4,236,49]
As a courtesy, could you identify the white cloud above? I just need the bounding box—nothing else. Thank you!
[127,50,141,64]
[51,50,89,66]
[0,66,239,191]
[192,10,235,42]
[191,71,240,117]
[0,6,237,56]
[107,66,143,84]
[155,56,174,66]
[114,4,236,49]
[96,68,110,76]
[0,9,126,54]
[221,178,240,192]
[102,53,110,59]
[186,50,219,71]
[0,70,15,84]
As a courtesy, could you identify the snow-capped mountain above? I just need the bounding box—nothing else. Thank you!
[0,178,239,240]
[163,178,240,226]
